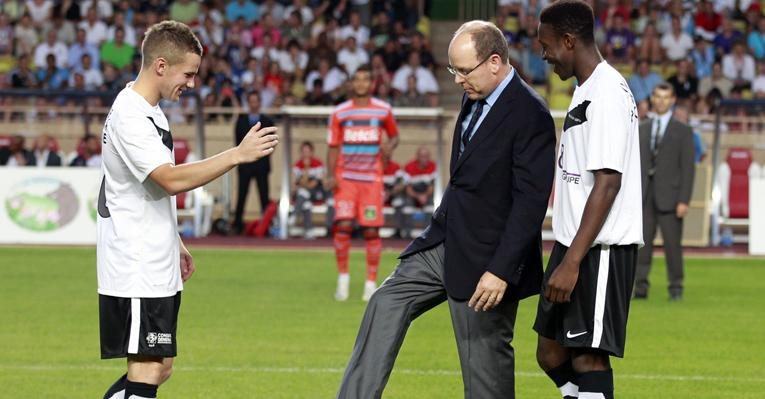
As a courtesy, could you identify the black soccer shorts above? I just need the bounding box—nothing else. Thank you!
[99,292,181,359]
[534,242,637,357]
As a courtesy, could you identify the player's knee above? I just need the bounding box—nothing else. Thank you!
[363,228,379,240]
[536,337,567,371]
[335,221,353,235]
[159,363,173,384]
[571,349,610,373]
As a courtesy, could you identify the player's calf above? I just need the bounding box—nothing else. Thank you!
[537,336,578,399]
[571,350,613,399]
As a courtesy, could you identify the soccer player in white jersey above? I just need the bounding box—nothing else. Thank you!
[534,1,643,398]
[97,21,278,399]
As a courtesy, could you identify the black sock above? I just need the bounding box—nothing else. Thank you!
[124,380,158,399]
[103,373,127,399]
[545,360,578,398]
[577,369,614,399]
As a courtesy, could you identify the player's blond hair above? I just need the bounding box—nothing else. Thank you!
[141,20,202,67]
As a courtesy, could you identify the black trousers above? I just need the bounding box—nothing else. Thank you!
[234,166,269,229]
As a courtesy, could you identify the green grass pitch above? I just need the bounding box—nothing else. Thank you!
[0,246,763,398]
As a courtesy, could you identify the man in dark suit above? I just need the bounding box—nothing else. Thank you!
[32,135,62,167]
[0,135,35,166]
[635,82,695,300]
[337,20,556,399]
[232,90,274,233]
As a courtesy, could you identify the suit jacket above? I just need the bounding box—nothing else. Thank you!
[35,151,62,166]
[639,117,695,212]
[235,113,274,174]
[400,73,556,301]
[0,148,35,166]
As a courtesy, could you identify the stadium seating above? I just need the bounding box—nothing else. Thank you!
[174,138,213,237]
[726,147,753,219]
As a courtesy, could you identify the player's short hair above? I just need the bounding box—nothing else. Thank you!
[539,0,595,45]
[453,20,510,64]
[141,20,202,67]
[654,81,675,96]
[354,63,372,76]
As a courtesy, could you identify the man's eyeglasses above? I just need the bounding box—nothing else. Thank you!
[446,54,494,78]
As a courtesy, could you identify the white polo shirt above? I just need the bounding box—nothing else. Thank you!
[97,87,181,298]
[553,61,644,247]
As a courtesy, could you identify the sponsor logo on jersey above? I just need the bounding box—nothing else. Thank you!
[343,127,380,142]
[564,100,590,131]
[561,170,581,184]
[364,206,377,221]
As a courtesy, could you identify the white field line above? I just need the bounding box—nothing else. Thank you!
[0,364,763,383]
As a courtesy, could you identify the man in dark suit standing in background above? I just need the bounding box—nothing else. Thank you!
[232,90,274,234]
[337,20,556,399]
[0,135,35,166]
[635,82,695,301]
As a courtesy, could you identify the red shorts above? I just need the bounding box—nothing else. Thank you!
[334,179,384,227]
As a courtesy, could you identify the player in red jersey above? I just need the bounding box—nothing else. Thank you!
[327,63,399,301]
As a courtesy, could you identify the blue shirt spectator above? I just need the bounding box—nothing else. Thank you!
[628,59,663,103]
[68,29,100,71]
[690,37,716,79]
[747,18,765,60]
[225,0,259,24]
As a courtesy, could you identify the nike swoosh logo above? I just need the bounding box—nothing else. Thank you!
[566,330,587,339]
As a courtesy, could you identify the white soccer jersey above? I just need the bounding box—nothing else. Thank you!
[553,61,644,247]
[97,87,181,298]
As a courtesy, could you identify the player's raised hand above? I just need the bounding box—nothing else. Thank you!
[237,122,279,164]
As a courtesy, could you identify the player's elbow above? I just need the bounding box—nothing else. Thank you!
[149,165,185,196]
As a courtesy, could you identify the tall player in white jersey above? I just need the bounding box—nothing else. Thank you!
[534,1,643,399]
[97,21,278,399]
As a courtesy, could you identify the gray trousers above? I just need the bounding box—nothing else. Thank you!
[636,189,685,296]
[336,243,519,399]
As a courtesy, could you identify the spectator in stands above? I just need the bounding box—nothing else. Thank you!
[604,13,635,64]
[374,39,404,74]
[225,0,259,24]
[690,36,716,79]
[250,32,282,61]
[278,39,308,76]
[636,82,695,301]
[284,0,313,26]
[661,15,694,62]
[752,60,765,98]
[26,0,53,27]
[0,135,34,166]
[408,32,436,70]
[195,15,225,49]
[699,61,734,98]
[747,15,765,60]
[337,36,369,76]
[628,58,663,103]
[232,90,274,234]
[521,39,549,85]
[41,10,76,46]
[169,0,199,25]
[78,7,108,46]
[0,13,12,55]
[403,146,436,210]
[81,0,113,19]
[36,53,68,90]
[34,30,68,69]
[722,41,756,90]
[599,0,630,29]
[713,16,743,56]
[70,134,102,167]
[68,28,100,71]
[53,0,80,22]
[260,0,285,25]
[339,10,370,49]
[292,140,328,239]
[370,11,392,49]
[672,104,707,164]
[108,11,137,47]
[382,153,406,237]
[636,23,664,66]
[304,57,347,95]
[668,58,699,102]
[14,14,39,56]
[391,51,439,100]
[694,0,722,41]
[101,63,127,92]
[73,53,103,90]
[393,75,424,107]
[100,27,135,70]
[32,134,61,167]
[251,12,281,48]
[282,9,310,44]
